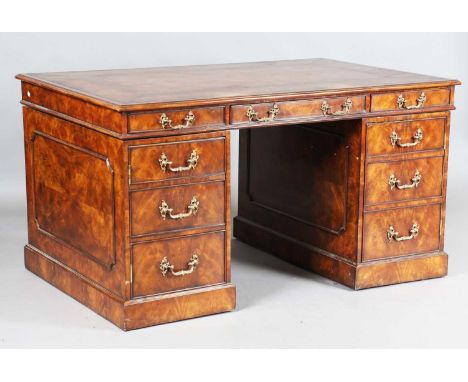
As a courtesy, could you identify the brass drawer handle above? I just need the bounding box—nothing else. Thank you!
[160,111,195,129]
[397,92,426,110]
[160,253,199,277]
[159,150,199,172]
[387,223,420,242]
[321,98,353,116]
[390,128,423,148]
[159,196,199,220]
[388,170,421,190]
[246,104,279,122]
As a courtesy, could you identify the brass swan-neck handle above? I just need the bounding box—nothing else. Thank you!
[397,92,426,110]
[160,254,200,277]
[159,196,199,220]
[387,223,420,242]
[246,104,280,122]
[159,150,199,173]
[160,111,195,129]
[390,128,424,148]
[388,170,422,190]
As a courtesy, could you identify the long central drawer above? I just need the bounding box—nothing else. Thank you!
[230,95,366,124]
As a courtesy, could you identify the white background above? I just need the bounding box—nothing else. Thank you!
[1,33,468,350]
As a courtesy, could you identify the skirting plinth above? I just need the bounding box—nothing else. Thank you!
[24,245,236,331]
[233,217,448,290]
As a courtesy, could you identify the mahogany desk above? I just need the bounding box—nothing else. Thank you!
[17,59,460,330]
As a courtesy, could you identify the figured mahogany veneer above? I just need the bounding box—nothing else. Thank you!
[371,88,450,112]
[130,181,226,238]
[128,106,225,133]
[32,131,116,269]
[129,135,226,185]
[17,59,460,329]
[230,95,366,124]
[234,109,455,289]
[21,106,232,330]
[132,231,226,298]
[17,59,459,138]
[362,203,442,261]
[365,156,444,205]
[366,115,447,156]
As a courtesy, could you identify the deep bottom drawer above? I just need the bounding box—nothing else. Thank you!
[131,231,226,298]
[362,203,441,261]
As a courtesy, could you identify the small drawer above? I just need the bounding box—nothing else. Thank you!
[132,231,226,297]
[230,96,366,124]
[365,156,444,205]
[128,106,225,133]
[130,181,225,237]
[371,88,450,112]
[362,203,441,262]
[129,136,226,185]
[366,115,446,156]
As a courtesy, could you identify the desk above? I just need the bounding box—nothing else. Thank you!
[17,59,460,330]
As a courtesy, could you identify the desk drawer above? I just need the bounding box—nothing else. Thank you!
[230,95,366,124]
[371,88,450,112]
[366,116,446,156]
[365,156,444,205]
[129,136,226,185]
[130,181,226,237]
[128,106,225,133]
[132,231,225,297]
[362,203,441,261]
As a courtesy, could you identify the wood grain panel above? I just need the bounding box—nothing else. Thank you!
[247,125,348,234]
[32,132,116,268]
[23,108,126,298]
[236,119,363,262]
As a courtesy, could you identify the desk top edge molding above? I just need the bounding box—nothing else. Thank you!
[16,58,461,112]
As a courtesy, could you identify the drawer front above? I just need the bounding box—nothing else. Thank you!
[230,96,366,124]
[362,203,441,261]
[128,106,225,133]
[366,116,446,156]
[365,156,444,205]
[129,137,225,185]
[132,231,225,297]
[130,181,225,237]
[371,88,450,112]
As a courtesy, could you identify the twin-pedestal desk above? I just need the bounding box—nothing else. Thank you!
[17,59,460,330]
